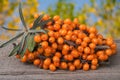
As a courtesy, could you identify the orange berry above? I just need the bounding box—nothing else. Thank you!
[67,54,74,61]
[63,44,70,51]
[59,29,67,36]
[71,49,79,58]
[41,41,48,49]
[97,34,103,39]
[65,34,71,40]
[75,38,82,45]
[64,55,68,60]
[55,52,62,58]
[54,24,60,31]
[51,42,58,49]
[62,49,68,55]
[44,52,51,57]
[53,15,60,21]
[89,43,96,49]
[83,37,90,43]
[21,55,27,63]
[92,38,98,44]
[96,50,104,57]
[87,54,94,61]
[98,54,108,61]
[47,25,54,30]
[48,30,54,37]
[61,62,68,70]
[53,56,60,62]
[73,30,80,35]
[76,63,82,70]
[79,24,86,31]
[62,24,68,30]
[89,27,97,33]
[51,49,56,54]
[27,53,34,60]
[67,30,73,35]
[33,59,41,66]
[57,44,63,50]
[84,47,91,54]
[37,48,43,54]
[53,62,60,67]
[54,32,60,39]
[106,40,113,46]
[68,62,72,66]
[82,54,88,60]
[77,46,84,52]
[42,14,49,20]
[47,21,52,25]
[97,38,103,45]
[110,43,117,49]
[91,58,98,65]
[34,13,39,18]
[29,23,33,29]
[43,64,49,70]
[69,45,74,50]
[33,51,39,57]
[34,34,41,43]
[57,37,64,44]
[49,64,56,71]
[81,41,87,48]
[105,49,112,56]
[73,59,81,67]
[73,18,79,24]
[91,65,97,70]
[41,34,48,41]
[64,18,71,24]
[16,54,20,59]
[44,46,52,54]
[49,37,55,43]
[44,58,51,66]
[83,63,89,71]
[71,35,77,41]
[55,19,63,24]
[89,33,96,39]
[69,65,75,71]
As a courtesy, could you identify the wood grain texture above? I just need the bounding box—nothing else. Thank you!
[0,40,120,80]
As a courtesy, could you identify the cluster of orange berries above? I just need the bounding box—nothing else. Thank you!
[16,14,117,71]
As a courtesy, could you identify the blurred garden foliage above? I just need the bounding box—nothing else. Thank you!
[0,0,120,40]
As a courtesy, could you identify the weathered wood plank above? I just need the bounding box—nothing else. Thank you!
[0,40,120,80]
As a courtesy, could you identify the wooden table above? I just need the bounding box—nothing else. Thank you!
[0,40,120,80]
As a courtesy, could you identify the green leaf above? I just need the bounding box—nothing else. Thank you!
[29,29,48,34]
[19,33,29,57]
[2,26,22,31]
[18,32,28,54]
[31,14,44,29]
[0,32,24,48]
[27,33,36,52]
[38,19,52,29]
[9,44,20,57]
[19,3,27,30]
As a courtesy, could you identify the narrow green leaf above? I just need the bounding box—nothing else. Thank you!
[38,19,52,29]
[27,33,36,52]
[19,33,29,57]
[19,3,27,30]
[29,29,47,34]
[0,32,24,48]
[18,32,28,54]
[2,26,22,31]
[9,44,20,57]
[31,14,44,29]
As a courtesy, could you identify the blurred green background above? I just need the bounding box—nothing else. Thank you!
[0,0,120,40]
